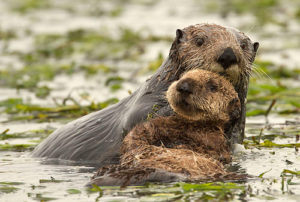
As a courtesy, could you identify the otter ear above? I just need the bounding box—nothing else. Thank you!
[175,29,187,44]
[253,42,259,52]
[227,98,241,121]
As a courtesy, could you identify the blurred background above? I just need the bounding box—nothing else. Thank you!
[0,0,300,201]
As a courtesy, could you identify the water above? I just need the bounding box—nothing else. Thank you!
[1,0,300,201]
[0,152,95,201]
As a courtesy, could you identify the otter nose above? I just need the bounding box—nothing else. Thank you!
[217,47,237,69]
[176,80,192,94]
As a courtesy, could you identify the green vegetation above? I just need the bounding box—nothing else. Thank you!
[296,8,300,20]
[27,193,57,201]
[204,0,300,26]
[144,52,164,72]
[246,60,300,117]
[0,28,16,39]
[0,63,113,92]
[282,169,300,176]
[0,143,35,151]
[18,28,171,63]
[39,177,70,183]
[0,129,53,140]
[0,182,23,194]
[0,186,19,193]
[280,169,300,193]
[105,76,124,91]
[9,0,50,13]
[66,189,81,194]
[228,0,280,24]
[35,86,51,98]
[80,64,116,75]
[0,182,24,185]
[87,182,245,201]
[0,64,62,93]
[0,27,172,100]
[0,97,119,122]
[244,139,300,148]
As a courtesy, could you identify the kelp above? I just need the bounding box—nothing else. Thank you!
[39,177,70,183]
[281,169,300,177]
[9,0,50,13]
[87,182,245,201]
[0,186,19,193]
[66,189,81,194]
[0,143,35,151]
[244,139,300,148]
[0,27,172,99]
[0,129,53,140]
[203,0,300,26]
[0,182,23,194]
[0,97,119,122]
[20,27,171,63]
[246,61,300,117]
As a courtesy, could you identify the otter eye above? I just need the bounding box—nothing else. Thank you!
[207,79,218,92]
[195,37,204,47]
[240,40,248,50]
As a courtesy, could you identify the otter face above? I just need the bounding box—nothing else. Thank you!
[170,23,259,85]
[166,69,241,123]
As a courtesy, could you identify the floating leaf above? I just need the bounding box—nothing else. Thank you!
[179,182,245,192]
[66,189,81,194]
[258,169,272,178]
[0,186,19,193]
[35,86,51,98]
[39,178,69,183]
[0,181,24,185]
[0,143,35,151]
[281,169,300,176]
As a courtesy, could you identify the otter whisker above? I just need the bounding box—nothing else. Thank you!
[252,65,273,82]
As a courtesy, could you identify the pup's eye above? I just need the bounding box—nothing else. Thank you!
[240,40,248,50]
[195,37,204,47]
[207,79,218,92]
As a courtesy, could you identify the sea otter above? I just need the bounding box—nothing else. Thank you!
[90,69,242,186]
[32,24,259,165]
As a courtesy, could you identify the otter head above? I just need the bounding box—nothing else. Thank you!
[166,69,241,123]
[169,23,259,86]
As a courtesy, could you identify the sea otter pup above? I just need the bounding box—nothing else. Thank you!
[32,24,259,165]
[90,69,242,186]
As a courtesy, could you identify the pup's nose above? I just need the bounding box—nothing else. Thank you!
[217,47,237,69]
[176,80,192,94]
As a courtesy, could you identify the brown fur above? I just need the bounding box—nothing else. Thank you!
[90,69,244,186]
[170,24,258,85]
[121,117,230,177]
[166,69,240,122]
